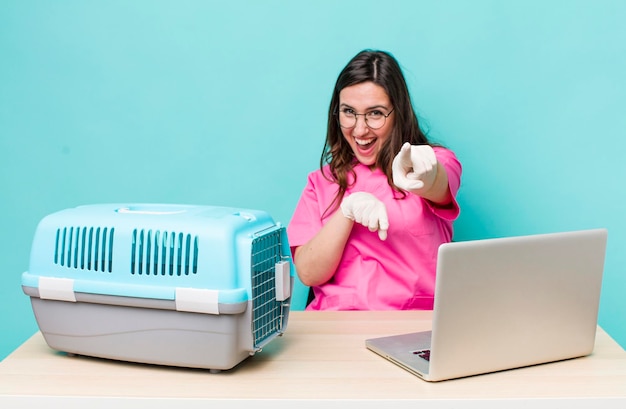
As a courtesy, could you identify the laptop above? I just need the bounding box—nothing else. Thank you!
[365,228,608,382]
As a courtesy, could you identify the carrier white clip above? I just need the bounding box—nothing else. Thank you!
[38,277,76,302]
[175,287,219,314]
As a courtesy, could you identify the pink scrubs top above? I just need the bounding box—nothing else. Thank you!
[287,147,462,311]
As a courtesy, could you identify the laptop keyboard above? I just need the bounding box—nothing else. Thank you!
[412,349,431,361]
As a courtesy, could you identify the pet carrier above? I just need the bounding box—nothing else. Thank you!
[21,203,294,372]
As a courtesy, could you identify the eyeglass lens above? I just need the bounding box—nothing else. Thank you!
[337,110,391,129]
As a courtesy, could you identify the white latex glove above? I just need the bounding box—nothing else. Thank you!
[392,142,438,194]
[340,192,389,241]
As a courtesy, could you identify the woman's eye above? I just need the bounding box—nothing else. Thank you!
[367,110,384,119]
[342,108,356,116]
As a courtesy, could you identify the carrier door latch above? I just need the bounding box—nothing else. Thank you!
[275,260,291,301]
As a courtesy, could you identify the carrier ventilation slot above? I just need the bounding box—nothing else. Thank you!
[131,229,199,276]
[251,229,285,347]
[54,226,115,273]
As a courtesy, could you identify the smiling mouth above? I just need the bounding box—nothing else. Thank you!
[355,137,376,149]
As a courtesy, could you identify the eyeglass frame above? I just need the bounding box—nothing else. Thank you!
[334,107,395,130]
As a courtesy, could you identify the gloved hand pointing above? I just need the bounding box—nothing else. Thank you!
[340,192,389,241]
[392,142,438,194]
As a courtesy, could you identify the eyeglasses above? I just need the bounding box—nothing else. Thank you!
[336,107,394,130]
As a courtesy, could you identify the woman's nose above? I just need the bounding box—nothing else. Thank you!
[352,115,369,136]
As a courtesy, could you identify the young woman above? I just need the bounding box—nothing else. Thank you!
[287,50,462,310]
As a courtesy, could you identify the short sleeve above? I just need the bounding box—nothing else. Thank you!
[287,172,327,252]
[427,147,462,221]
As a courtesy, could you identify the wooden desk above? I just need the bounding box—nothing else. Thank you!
[1,311,625,408]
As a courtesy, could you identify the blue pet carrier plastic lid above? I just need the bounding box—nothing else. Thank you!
[22,204,293,314]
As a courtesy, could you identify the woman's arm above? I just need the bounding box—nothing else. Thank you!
[293,191,389,286]
[418,161,452,205]
[293,210,354,287]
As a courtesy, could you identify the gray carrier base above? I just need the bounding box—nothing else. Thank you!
[23,287,290,372]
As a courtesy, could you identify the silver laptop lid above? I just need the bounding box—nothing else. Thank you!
[427,228,607,381]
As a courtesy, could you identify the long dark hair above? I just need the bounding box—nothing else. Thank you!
[321,49,433,216]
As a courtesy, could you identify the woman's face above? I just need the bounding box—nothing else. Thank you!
[338,81,394,167]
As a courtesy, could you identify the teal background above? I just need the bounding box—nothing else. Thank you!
[1,0,625,360]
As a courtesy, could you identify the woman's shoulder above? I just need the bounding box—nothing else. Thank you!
[307,164,332,178]
[305,165,335,186]
[433,146,461,164]
[433,145,456,156]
